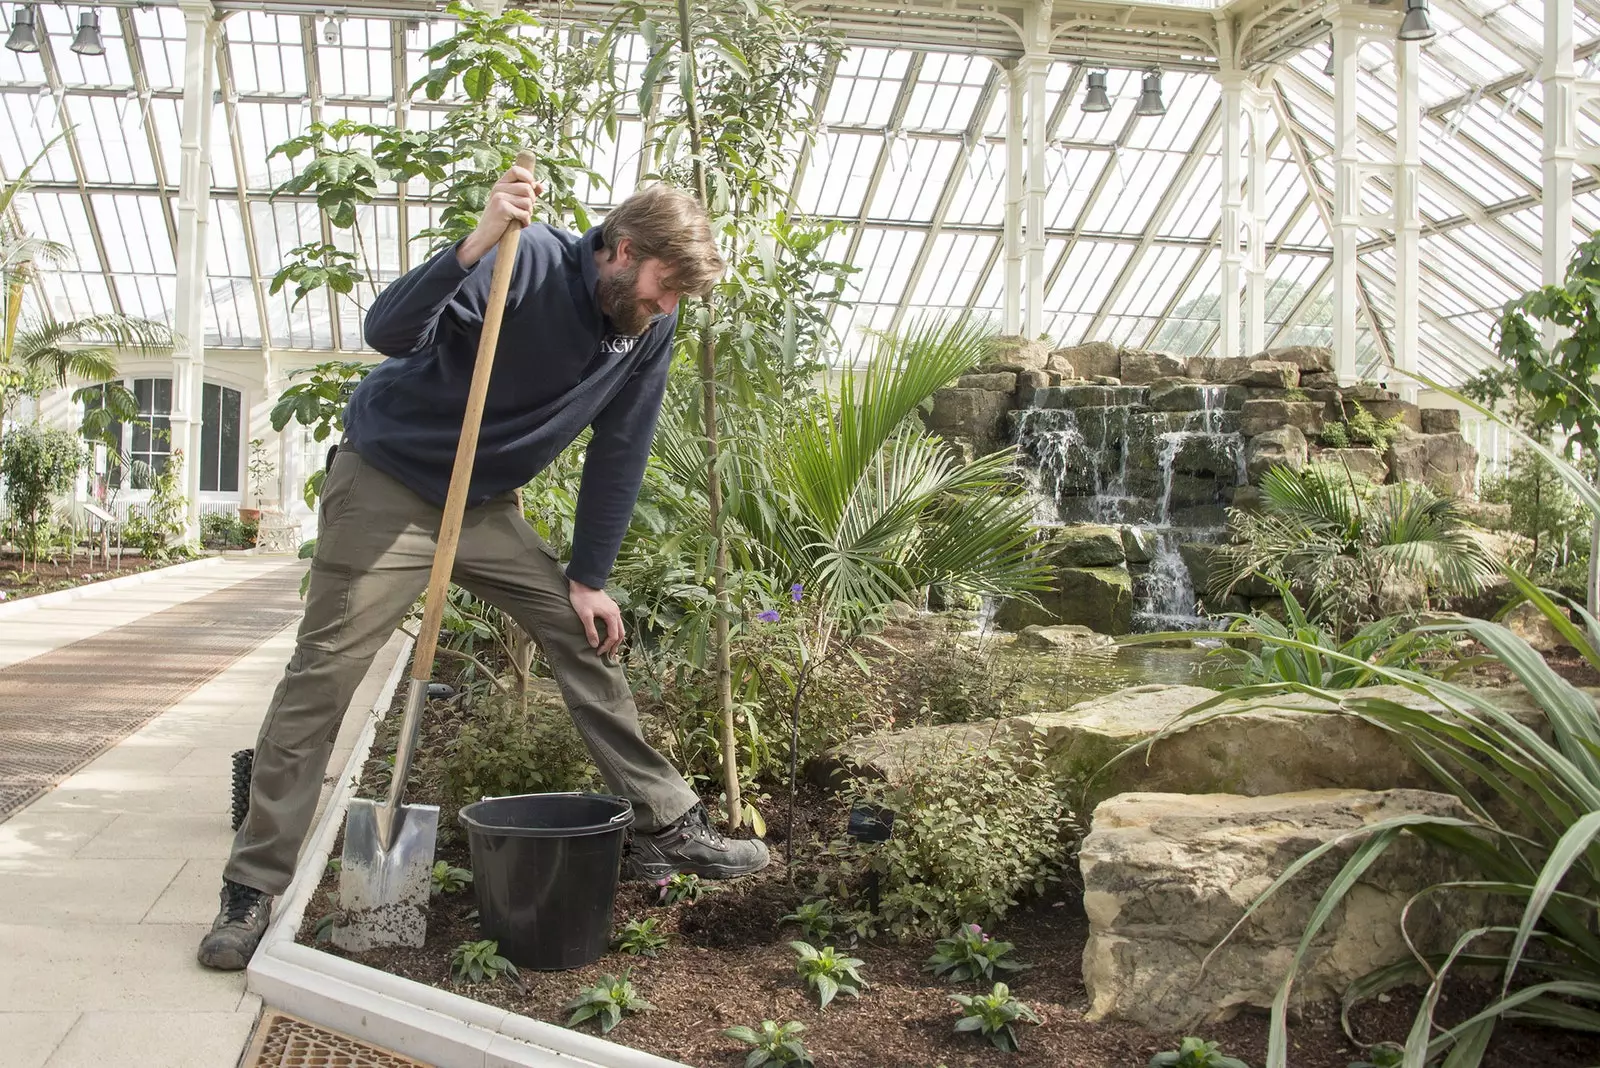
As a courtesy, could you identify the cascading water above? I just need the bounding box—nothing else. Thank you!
[1015,382,1246,630]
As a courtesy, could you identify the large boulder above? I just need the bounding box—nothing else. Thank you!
[955,371,1017,392]
[1013,369,1051,407]
[1355,397,1422,432]
[1045,524,1126,567]
[1033,384,1147,409]
[1245,426,1307,483]
[981,335,1050,373]
[995,566,1133,634]
[1261,345,1334,374]
[1147,379,1208,412]
[1420,408,1461,434]
[1386,431,1479,497]
[1234,360,1301,389]
[1012,623,1115,652]
[1080,789,1488,1030]
[1120,525,1153,564]
[1053,341,1119,380]
[1502,600,1569,654]
[927,388,1014,455]
[1119,350,1190,384]
[1239,399,1325,437]
[1317,447,1389,484]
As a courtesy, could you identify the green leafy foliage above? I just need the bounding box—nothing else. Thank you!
[1148,1036,1252,1068]
[1480,447,1593,582]
[0,424,85,561]
[778,899,835,943]
[269,360,373,448]
[1346,1043,1404,1068]
[655,872,704,905]
[448,939,518,985]
[821,740,1067,941]
[430,861,472,896]
[438,692,596,805]
[949,982,1039,1053]
[789,941,866,1009]
[926,924,1029,984]
[564,971,653,1034]
[269,241,362,307]
[723,1020,814,1068]
[613,917,669,957]
[200,512,258,550]
[123,450,191,561]
[1319,420,1352,449]
[1344,402,1406,452]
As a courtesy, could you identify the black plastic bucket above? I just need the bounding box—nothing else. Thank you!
[456,792,634,971]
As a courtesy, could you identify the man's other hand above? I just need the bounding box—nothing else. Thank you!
[457,162,545,268]
[568,578,624,658]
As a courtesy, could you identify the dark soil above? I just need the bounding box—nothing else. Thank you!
[293,666,1600,1068]
[0,551,181,602]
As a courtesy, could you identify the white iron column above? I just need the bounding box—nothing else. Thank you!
[1246,90,1270,355]
[1544,0,1576,288]
[1022,1,1051,338]
[1394,33,1421,385]
[1220,74,1245,358]
[1004,61,1024,333]
[171,0,217,539]
[1331,7,1363,383]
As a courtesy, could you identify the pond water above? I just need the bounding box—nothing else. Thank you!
[987,639,1211,716]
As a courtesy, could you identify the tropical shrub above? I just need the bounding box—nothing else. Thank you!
[438,691,596,804]
[1480,446,1593,587]
[0,424,85,562]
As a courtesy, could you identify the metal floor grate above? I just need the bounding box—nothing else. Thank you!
[0,565,305,820]
[242,1011,431,1067]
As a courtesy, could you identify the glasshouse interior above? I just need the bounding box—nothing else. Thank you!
[3,0,1600,1065]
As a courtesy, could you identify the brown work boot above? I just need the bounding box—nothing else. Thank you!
[626,803,769,880]
[196,879,272,971]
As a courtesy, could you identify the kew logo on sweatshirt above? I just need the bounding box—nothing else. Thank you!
[600,335,640,355]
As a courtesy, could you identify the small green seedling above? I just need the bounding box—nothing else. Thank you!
[778,900,835,943]
[1149,1036,1253,1068]
[564,971,653,1034]
[950,982,1040,1053]
[656,872,703,904]
[1347,1044,1403,1068]
[430,861,472,895]
[723,1020,814,1067]
[448,939,518,985]
[926,923,1029,984]
[613,917,669,957]
[790,941,866,1009]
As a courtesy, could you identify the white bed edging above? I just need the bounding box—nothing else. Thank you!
[249,635,687,1068]
[0,553,226,618]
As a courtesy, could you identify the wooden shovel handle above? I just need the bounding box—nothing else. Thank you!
[409,149,538,682]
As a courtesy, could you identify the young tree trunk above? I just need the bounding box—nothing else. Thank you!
[1589,512,1599,616]
[676,0,741,831]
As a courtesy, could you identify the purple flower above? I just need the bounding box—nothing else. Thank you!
[790,583,804,603]
[756,609,781,623]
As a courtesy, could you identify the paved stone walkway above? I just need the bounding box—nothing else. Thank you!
[0,555,407,1068]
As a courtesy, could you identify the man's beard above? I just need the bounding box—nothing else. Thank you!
[596,263,658,335]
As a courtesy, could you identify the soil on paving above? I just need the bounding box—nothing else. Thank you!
[295,676,1599,1068]
[0,552,184,602]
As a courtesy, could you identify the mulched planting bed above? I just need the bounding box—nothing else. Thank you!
[293,674,1599,1068]
[0,552,187,602]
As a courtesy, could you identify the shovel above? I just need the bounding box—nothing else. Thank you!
[332,149,537,951]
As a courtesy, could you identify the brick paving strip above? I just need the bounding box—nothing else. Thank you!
[0,564,306,820]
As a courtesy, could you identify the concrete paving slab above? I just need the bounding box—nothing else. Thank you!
[37,773,229,817]
[74,811,236,859]
[44,1010,260,1068]
[0,923,246,1012]
[0,1012,79,1068]
[143,857,230,924]
[75,742,195,774]
[0,857,183,924]
[0,811,117,871]
[166,746,253,778]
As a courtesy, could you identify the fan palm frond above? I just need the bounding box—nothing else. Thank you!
[14,313,174,386]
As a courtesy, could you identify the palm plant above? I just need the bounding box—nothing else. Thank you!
[1124,377,1600,1068]
[1210,462,1495,632]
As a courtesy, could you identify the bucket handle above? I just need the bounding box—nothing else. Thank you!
[608,809,632,825]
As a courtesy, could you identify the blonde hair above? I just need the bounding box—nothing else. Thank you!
[601,184,725,298]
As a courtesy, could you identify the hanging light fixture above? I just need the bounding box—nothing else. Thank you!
[1135,68,1166,117]
[1399,0,1435,41]
[6,6,39,53]
[1082,69,1112,113]
[71,10,104,56]
[1323,40,1336,77]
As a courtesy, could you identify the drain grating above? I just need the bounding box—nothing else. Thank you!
[242,1011,432,1068]
[0,565,306,820]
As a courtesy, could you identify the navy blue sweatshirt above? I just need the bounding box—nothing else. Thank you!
[343,224,676,590]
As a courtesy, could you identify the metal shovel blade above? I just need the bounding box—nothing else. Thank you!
[330,797,439,951]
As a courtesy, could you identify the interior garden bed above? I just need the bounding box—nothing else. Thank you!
[0,551,194,602]
[292,634,1598,1068]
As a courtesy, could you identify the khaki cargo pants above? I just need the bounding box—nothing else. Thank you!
[224,447,700,896]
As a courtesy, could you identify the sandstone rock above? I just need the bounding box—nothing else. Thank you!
[956,371,1017,392]
[1147,379,1208,412]
[1301,371,1340,390]
[1046,524,1126,567]
[1246,426,1307,483]
[1354,397,1422,431]
[1231,484,1265,511]
[1344,382,1397,403]
[1386,432,1478,497]
[1459,499,1513,530]
[1121,525,1153,564]
[1177,542,1215,597]
[981,334,1050,373]
[1503,600,1569,654]
[1013,623,1115,652]
[1240,399,1324,437]
[1261,345,1334,373]
[1014,370,1050,407]
[1092,375,1123,386]
[1054,341,1119,380]
[1119,350,1190,385]
[1080,789,1486,1029]
[1317,447,1389,484]
[1234,359,1301,389]
[1304,387,1346,424]
[995,565,1133,634]
[1420,408,1461,434]
[928,388,1014,455]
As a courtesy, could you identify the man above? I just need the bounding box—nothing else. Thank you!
[198,164,769,971]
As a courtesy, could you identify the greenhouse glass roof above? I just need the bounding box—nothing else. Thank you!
[1,0,1597,383]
